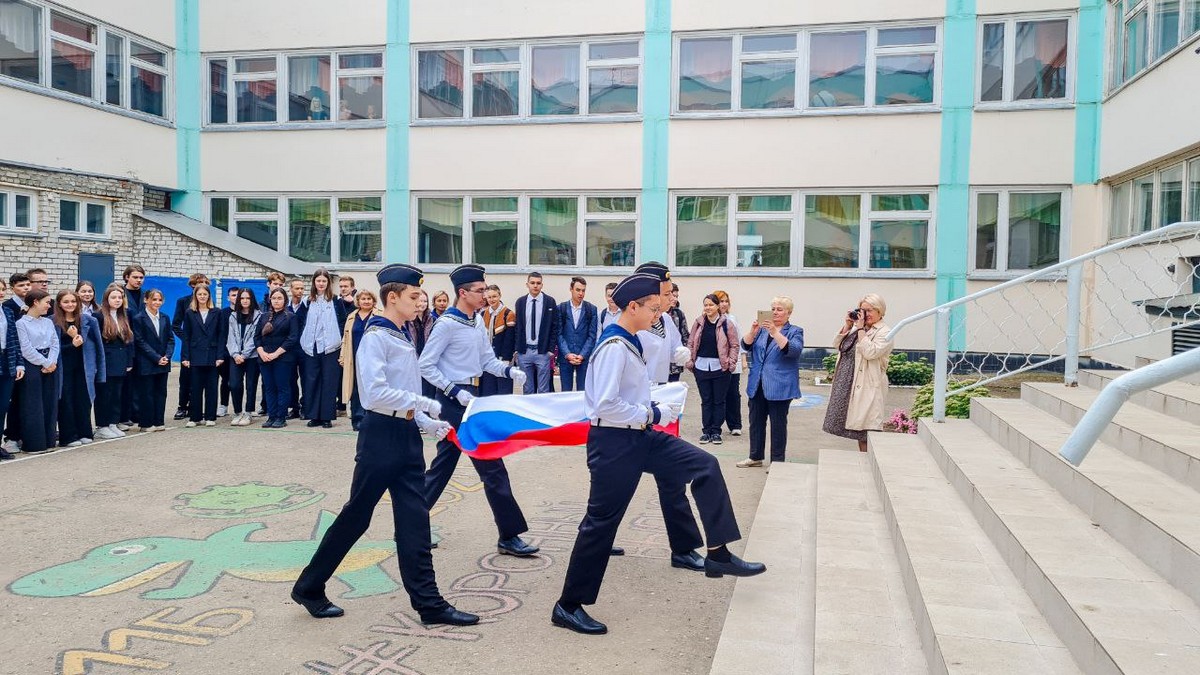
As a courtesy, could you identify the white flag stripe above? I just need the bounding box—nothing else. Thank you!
[463,382,689,427]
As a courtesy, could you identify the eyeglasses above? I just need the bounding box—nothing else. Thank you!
[466,287,487,295]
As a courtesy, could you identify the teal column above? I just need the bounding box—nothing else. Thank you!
[385,0,412,263]
[936,0,976,348]
[173,0,201,219]
[640,0,671,263]
[1074,1,1105,185]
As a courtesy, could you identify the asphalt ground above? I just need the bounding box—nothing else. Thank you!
[0,372,914,675]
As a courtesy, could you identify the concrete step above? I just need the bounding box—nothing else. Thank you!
[973,396,1200,608]
[1022,382,1200,493]
[921,415,1200,675]
[814,448,926,675]
[868,432,1079,675]
[1079,369,1200,424]
[710,462,816,675]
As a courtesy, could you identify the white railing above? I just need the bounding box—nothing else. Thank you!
[888,221,1200,421]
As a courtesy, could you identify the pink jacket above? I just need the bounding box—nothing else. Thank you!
[687,315,740,372]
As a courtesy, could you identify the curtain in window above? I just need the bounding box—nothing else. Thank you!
[678,38,732,111]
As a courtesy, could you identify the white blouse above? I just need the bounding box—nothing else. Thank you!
[16,316,59,368]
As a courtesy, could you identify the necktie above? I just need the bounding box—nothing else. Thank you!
[531,297,538,345]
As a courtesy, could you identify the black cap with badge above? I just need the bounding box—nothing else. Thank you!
[377,263,424,287]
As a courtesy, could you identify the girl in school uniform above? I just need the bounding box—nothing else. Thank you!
[15,290,59,453]
[181,285,227,427]
[297,269,346,429]
[217,286,240,418]
[338,289,381,431]
[0,279,23,460]
[53,290,103,447]
[94,283,135,440]
[410,289,437,399]
[256,289,300,428]
[226,288,261,427]
[75,281,100,316]
[133,289,174,432]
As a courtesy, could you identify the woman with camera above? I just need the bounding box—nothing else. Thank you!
[823,294,894,452]
[737,296,804,468]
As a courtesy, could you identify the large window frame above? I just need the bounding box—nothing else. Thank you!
[669,189,937,277]
[57,196,109,239]
[411,193,640,271]
[1110,0,1200,91]
[976,13,1075,108]
[203,194,385,266]
[968,187,1071,277]
[205,49,386,128]
[672,22,943,117]
[1108,155,1200,240]
[413,36,644,123]
[0,0,173,121]
[0,188,37,234]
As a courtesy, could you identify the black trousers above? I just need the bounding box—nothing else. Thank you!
[725,372,743,432]
[58,367,93,445]
[95,375,125,427]
[696,370,731,436]
[302,351,339,423]
[423,387,528,540]
[217,359,231,407]
[5,371,22,442]
[176,364,191,410]
[560,427,742,606]
[296,412,450,618]
[289,357,304,415]
[479,372,512,397]
[0,360,13,442]
[137,373,169,428]
[120,372,139,425]
[19,360,58,452]
[748,384,791,462]
[189,365,218,422]
[229,358,260,414]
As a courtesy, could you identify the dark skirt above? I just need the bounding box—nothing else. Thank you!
[823,332,868,442]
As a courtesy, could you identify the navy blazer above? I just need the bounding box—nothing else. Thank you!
[513,293,559,358]
[744,322,805,401]
[133,311,175,375]
[255,310,300,361]
[95,312,136,378]
[1,303,20,377]
[171,295,192,341]
[180,308,228,366]
[292,296,349,341]
[556,300,598,366]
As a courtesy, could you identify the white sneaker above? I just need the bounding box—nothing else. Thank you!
[116,423,131,431]
[93,427,114,440]
[3,439,19,452]
[152,426,166,432]
[232,413,244,426]
[216,405,228,417]
[185,421,197,428]
[110,424,126,437]
[204,420,216,427]
[66,441,82,447]
[79,438,93,444]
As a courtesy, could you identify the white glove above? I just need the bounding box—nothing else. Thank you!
[455,389,475,407]
[672,346,691,366]
[509,367,527,389]
[654,401,682,426]
[415,397,442,419]
[417,416,452,440]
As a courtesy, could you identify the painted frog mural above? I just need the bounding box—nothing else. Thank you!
[173,481,325,519]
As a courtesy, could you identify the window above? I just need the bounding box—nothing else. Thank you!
[416,194,637,267]
[1109,157,1200,239]
[673,190,934,272]
[973,189,1067,273]
[208,195,382,263]
[0,1,171,118]
[58,198,107,236]
[0,190,35,232]
[979,16,1071,104]
[1113,0,1200,87]
[677,22,939,114]
[207,50,384,126]
[416,38,641,120]
[1190,158,1200,222]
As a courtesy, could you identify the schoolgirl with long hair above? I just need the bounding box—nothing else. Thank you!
[256,288,300,428]
[226,288,261,426]
[132,288,174,431]
[53,290,103,446]
[94,283,135,439]
[297,269,346,428]
[180,284,226,426]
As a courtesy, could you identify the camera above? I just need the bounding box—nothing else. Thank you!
[848,309,861,320]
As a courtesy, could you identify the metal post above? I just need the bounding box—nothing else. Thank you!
[933,308,949,422]
[1064,264,1083,387]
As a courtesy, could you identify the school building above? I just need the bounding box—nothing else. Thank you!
[0,0,1197,354]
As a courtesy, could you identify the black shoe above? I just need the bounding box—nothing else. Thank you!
[551,602,607,635]
[288,410,301,419]
[173,408,189,420]
[609,546,625,556]
[497,536,539,557]
[262,418,276,428]
[276,419,288,428]
[421,606,479,626]
[306,419,321,427]
[711,434,723,445]
[23,447,53,454]
[698,434,711,444]
[320,421,332,429]
[0,448,15,461]
[704,554,767,579]
[351,423,360,432]
[670,550,705,571]
[290,590,344,618]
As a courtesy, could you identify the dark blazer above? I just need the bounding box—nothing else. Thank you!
[1,303,20,377]
[124,286,145,319]
[745,323,805,401]
[171,295,191,341]
[133,311,175,375]
[255,310,300,362]
[95,312,136,378]
[2,297,25,320]
[180,308,228,366]
[513,293,558,358]
[556,300,598,366]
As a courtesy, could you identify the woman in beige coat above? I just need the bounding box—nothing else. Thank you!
[822,293,893,452]
[338,290,381,431]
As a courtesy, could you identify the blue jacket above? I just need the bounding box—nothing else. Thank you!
[133,311,175,375]
[180,308,228,367]
[1,303,19,378]
[745,322,805,401]
[556,300,598,366]
[78,313,105,400]
[96,312,135,378]
[255,310,301,362]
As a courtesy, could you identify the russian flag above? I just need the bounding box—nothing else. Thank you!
[449,383,690,460]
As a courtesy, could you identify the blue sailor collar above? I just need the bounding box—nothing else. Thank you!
[598,322,643,356]
[442,306,476,327]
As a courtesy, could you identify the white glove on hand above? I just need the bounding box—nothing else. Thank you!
[455,389,475,407]
[416,397,442,419]
[654,401,683,426]
[672,346,691,366]
[509,367,527,389]
[417,416,453,440]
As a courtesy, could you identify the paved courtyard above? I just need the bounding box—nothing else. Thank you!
[0,375,914,674]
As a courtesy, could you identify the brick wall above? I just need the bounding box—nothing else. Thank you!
[132,216,272,281]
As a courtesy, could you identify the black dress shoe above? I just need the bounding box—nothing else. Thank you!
[275,419,288,428]
[497,536,539,557]
[261,418,275,428]
[288,410,301,419]
[704,554,767,579]
[320,421,332,429]
[421,606,479,626]
[290,590,344,618]
[609,546,625,556]
[0,448,15,460]
[551,602,607,635]
[173,408,189,420]
[306,419,321,427]
[670,550,705,571]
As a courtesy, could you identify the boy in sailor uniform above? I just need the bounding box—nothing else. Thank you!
[552,274,766,636]
[419,264,539,557]
[291,264,478,627]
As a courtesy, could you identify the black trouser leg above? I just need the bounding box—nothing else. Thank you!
[725,372,742,432]
[190,366,218,422]
[96,377,124,427]
[218,359,231,407]
[177,364,191,410]
[768,399,791,462]
[748,385,769,461]
[654,475,703,555]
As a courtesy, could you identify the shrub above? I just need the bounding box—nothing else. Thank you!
[822,354,838,377]
[887,352,933,386]
[910,379,990,419]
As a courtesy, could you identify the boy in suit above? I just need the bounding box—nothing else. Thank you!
[556,277,598,392]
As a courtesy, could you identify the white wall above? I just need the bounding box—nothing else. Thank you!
[0,87,176,186]
[411,0,644,43]
[59,0,175,45]
[1101,46,1200,179]
[670,115,942,189]
[409,123,643,191]
[970,110,1075,186]
[674,0,945,32]
[200,0,386,52]
[201,129,386,192]
[976,0,1079,16]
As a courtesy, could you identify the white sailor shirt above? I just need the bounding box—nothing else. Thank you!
[638,315,683,385]
[356,317,432,421]
[419,307,512,396]
[585,326,657,427]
